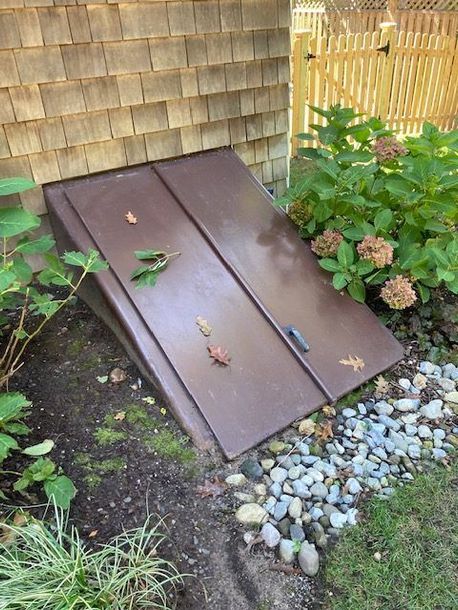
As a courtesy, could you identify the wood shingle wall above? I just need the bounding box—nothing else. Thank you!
[0,0,291,238]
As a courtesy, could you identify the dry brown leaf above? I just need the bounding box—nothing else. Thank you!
[125,211,137,224]
[374,375,390,397]
[196,315,212,337]
[322,404,336,417]
[196,476,227,498]
[88,529,98,538]
[208,345,231,366]
[315,419,334,442]
[298,418,316,437]
[269,563,302,576]
[339,354,365,373]
[109,367,127,384]
[114,411,126,421]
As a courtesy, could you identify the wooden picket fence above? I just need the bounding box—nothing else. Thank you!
[291,23,458,152]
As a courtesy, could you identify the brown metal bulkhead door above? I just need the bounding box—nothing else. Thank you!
[55,165,327,458]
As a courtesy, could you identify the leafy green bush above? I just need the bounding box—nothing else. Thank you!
[0,177,107,507]
[0,509,186,609]
[278,106,458,309]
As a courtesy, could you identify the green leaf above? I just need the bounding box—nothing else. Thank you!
[424,220,448,233]
[318,258,342,273]
[356,259,375,275]
[297,148,321,160]
[0,269,17,292]
[134,249,167,261]
[0,392,31,423]
[332,272,348,290]
[334,150,374,163]
[62,251,87,267]
[10,258,33,284]
[15,234,55,254]
[0,207,40,238]
[0,433,19,460]
[23,439,54,456]
[337,241,354,268]
[44,475,76,509]
[4,422,30,436]
[135,271,159,289]
[296,132,315,140]
[347,279,366,303]
[0,177,36,197]
[417,283,431,304]
[437,268,455,282]
[374,209,393,232]
[343,227,366,241]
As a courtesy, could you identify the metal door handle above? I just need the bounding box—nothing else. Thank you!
[284,325,310,352]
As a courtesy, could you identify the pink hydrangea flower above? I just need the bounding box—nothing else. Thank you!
[381,275,417,310]
[357,235,394,268]
[311,230,343,257]
[372,136,408,162]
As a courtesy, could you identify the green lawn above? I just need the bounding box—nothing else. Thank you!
[325,461,458,610]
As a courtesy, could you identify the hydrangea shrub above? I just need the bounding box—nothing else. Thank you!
[277,106,458,309]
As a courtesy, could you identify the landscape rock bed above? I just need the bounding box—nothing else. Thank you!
[229,361,458,575]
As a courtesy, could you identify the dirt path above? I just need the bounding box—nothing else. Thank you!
[10,298,318,610]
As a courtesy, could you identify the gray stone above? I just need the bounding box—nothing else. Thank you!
[288,497,303,519]
[240,458,263,480]
[300,474,315,487]
[298,542,320,576]
[342,408,357,418]
[389,430,409,453]
[270,467,288,483]
[419,399,444,419]
[302,455,319,465]
[404,424,418,437]
[330,512,348,528]
[263,497,277,514]
[279,494,293,505]
[273,501,288,521]
[374,401,394,416]
[261,523,281,547]
[288,466,304,480]
[276,455,294,470]
[235,503,268,525]
[309,507,324,521]
[277,517,292,537]
[378,414,401,432]
[279,539,296,564]
[433,428,446,440]
[346,478,362,494]
[412,373,428,389]
[393,398,420,412]
[438,378,455,392]
[442,363,457,379]
[407,444,421,459]
[311,522,327,548]
[290,523,305,542]
[292,480,311,499]
[398,378,411,391]
[432,448,446,459]
[419,361,435,375]
[417,424,432,439]
[297,442,310,456]
[310,482,328,498]
[346,508,359,526]
[261,458,275,471]
[269,482,282,498]
[291,454,302,465]
[306,468,325,482]
[372,447,388,461]
[226,474,247,486]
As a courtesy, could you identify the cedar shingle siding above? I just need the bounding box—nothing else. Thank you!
[0,0,291,221]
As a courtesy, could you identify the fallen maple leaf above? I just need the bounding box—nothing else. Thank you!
[109,367,127,384]
[339,354,365,373]
[125,211,137,224]
[298,418,316,437]
[196,315,212,336]
[374,375,390,397]
[196,477,227,498]
[322,404,336,417]
[315,419,334,442]
[208,345,231,366]
[114,411,126,421]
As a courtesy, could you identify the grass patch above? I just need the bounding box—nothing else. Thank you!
[145,429,196,464]
[83,473,102,490]
[94,427,127,446]
[124,404,158,429]
[325,461,458,610]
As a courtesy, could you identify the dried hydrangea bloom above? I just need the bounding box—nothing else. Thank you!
[287,200,312,229]
[381,275,417,310]
[372,136,408,162]
[311,230,343,257]
[357,235,394,268]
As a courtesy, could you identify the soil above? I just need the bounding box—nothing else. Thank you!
[6,298,319,610]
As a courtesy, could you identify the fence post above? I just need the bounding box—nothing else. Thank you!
[291,29,311,156]
[376,22,397,121]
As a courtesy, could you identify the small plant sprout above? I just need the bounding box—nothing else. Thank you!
[130,249,180,289]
